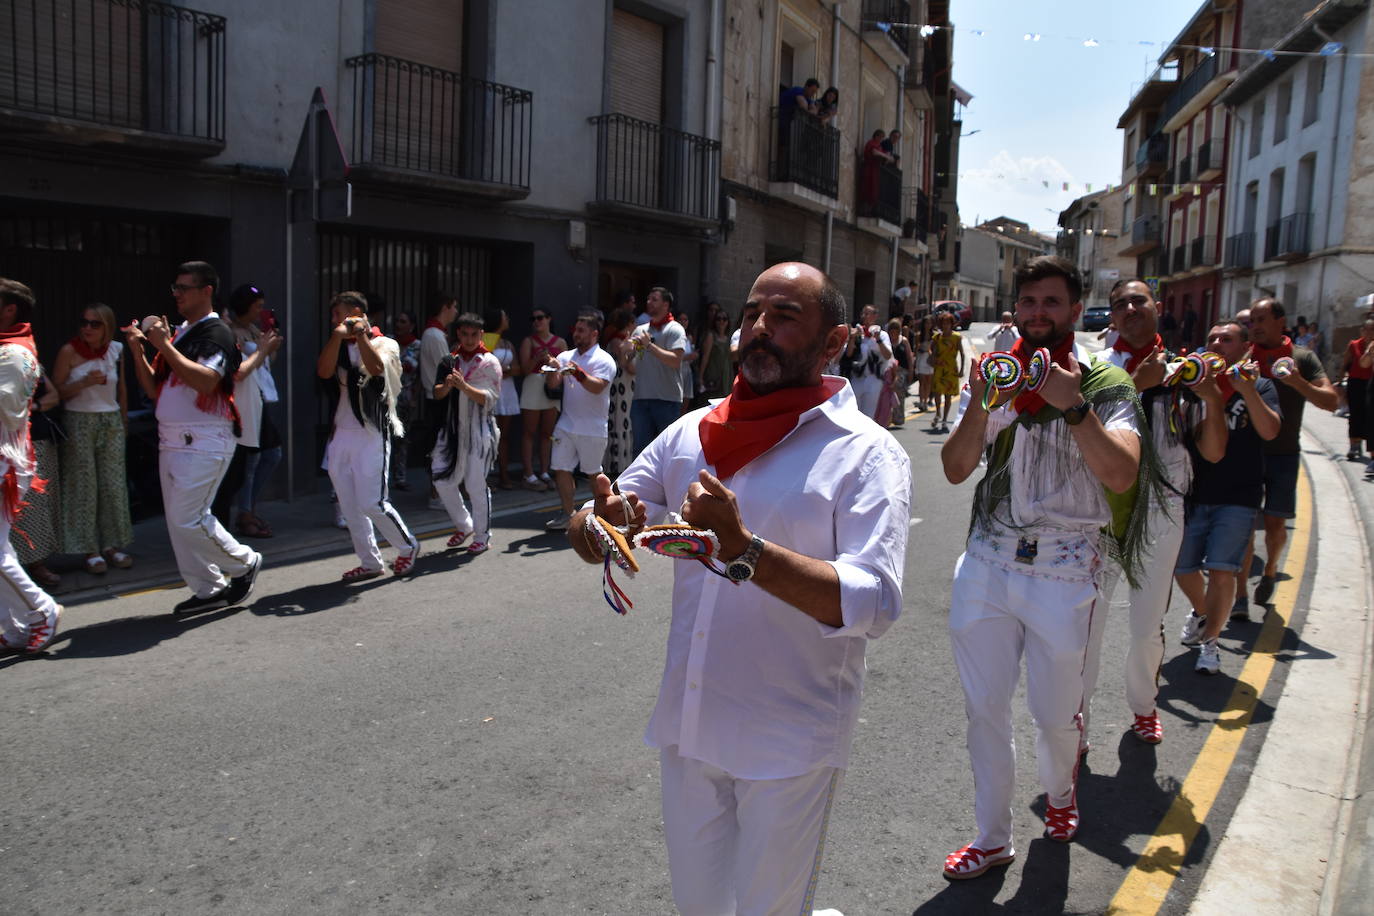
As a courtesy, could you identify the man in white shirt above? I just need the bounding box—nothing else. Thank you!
[430,312,503,555]
[544,312,617,532]
[629,287,686,457]
[420,292,458,506]
[569,262,910,915]
[984,312,1019,352]
[940,256,1145,877]
[124,261,262,615]
[0,278,61,653]
[316,291,420,580]
[841,304,892,418]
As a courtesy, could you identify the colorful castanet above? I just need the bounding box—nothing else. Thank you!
[1228,361,1259,382]
[1023,347,1052,393]
[1271,356,1297,379]
[1163,353,1208,388]
[635,526,721,560]
[978,352,1024,409]
[1199,352,1227,377]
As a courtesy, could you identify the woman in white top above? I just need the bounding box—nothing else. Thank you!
[52,303,133,573]
[222,285,284,538]
[486,308,520,489]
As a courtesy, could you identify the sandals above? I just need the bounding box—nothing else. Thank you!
[391,543,421,576]
[30,564,62,588]
[102,549,134,569]
[237,515,274,539]
[447,531,472,549]
[342,566,384,582]
[944,844,1014,880]
[84,555,108,575]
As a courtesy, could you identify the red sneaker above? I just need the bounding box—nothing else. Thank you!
[943,844,1014,880]
[342,566,383,582]
[1043,801,1079,842]
[25,606,61,655]
[1131,712,1163,744]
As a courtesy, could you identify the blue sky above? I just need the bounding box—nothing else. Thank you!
[949,0,1207,232]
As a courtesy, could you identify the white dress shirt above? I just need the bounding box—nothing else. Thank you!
[951,343,1139,536]
[554,344,618,438]
[984,325,1020,352]
[613,377,911,779]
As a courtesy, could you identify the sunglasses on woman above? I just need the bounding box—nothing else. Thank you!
[532,314,550,321]
[78,319,105,329]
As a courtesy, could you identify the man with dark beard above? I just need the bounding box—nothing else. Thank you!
[939,256,1157,877]
[567,262,910,916]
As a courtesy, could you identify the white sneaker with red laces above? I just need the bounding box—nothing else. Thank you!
[446,531,471,549]
[391,543,421,576]
[1043,801,1079,842]
[943,843,1015,879]
[25,606,61,655]
[1131,712,1163,744]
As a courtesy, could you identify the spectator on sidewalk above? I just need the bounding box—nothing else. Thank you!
[676,309,698,415]
[885,316,912,428]
[629,287,686,457]
[1175,319,1281,675]
[1084,279,1227,744]
[316,290,419,581]
[52,303,134,573]
[1238,298,1337,618]
[984,311,1019,352]
[929,311,964,432]
[602,308,637,479]
[1339,317,1373,462]
[842,304,891,421]
[0,278,61,653]
[543,312,616,532]
[486,308,521,491]
[431,313,503,556]
[913,315,934,412]
[124,261,261,614]
[518,307,565,490]
[697,308,734,403]
[390,310,421,490]
[420,292,458,506]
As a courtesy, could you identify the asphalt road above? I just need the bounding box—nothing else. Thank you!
[6,329,1289,914]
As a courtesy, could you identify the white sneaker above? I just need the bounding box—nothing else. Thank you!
[1180,611,1205,646]
[332,503,347,529]
[1196,639,1221,675]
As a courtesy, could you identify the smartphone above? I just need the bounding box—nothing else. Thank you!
[261,308,277,332]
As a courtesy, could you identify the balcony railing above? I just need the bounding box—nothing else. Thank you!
[902,187,931,240]
[1225,231,1255,269]
[590,113,720,222]
[1134,133,1168,175]
[1171,245,1187,273]
[345,54,532,191]
[1161,53,1222,124]
[1129,215,1161,249]
[769,106,839,198]
[1196,139,1224,177]
[1189,235,1217,268]
[1264,212,1313,260]
[0,0,226,147]
[863,0,911,56]
[857,157,902,225]
[1176,155,1193,185]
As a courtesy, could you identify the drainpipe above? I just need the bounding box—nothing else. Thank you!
[706,0,722,140]
[1316,23,1348,340]
[825,3,841,274]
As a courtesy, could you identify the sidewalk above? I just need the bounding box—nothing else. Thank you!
[1191,407,1374,915]
[43,473,589,608]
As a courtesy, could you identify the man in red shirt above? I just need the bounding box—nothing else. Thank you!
[1341,316,1374,462]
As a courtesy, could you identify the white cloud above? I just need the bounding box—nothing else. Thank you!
[960,149,1074,187]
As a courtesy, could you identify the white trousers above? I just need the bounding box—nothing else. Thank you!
[431,433,492,542]
[851,377,882,420]
[0,473,59,647]
[1083,500,1186,734]
[659,746,841,916]
[327,426,417,571]
[949,538,1101,850]
[159,445,256,597]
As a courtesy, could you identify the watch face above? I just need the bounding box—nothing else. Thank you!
[726,561,752,582]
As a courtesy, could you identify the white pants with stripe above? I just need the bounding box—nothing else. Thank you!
[0,471,59,647]
[327,426,417,571]
[431,432,492,543]
[1083,500,1186,736]
[159,440,256,598]
[949,533,1102,850]
[659,745,841,916]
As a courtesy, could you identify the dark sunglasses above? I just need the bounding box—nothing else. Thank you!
[78,319,105,329]
[532,313,550,321]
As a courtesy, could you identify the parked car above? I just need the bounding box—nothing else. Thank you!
[932,300,972,330]
[1082,305,1113,332]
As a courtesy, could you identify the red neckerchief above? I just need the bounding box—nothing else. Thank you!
[860,324,873,339]
[1010,334,1075,416]
[650,313,673,329]
[453,343,489,360]
[1252,336,1294,379]
[69,335,109,361]
[425,318,446,332]
[0,323,38,358]
[1215,363,1236,402]
[396,333,417,348]
[699,375,842,481]
[1112,333,1162,374]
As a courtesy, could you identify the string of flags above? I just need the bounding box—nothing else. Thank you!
[868,21,1360,59]
[959,172,1226,198]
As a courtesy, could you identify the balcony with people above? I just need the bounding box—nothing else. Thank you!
[344,53,532,199]
[857,129,903,236]
[768,102,841,210]
[0,0,226,157]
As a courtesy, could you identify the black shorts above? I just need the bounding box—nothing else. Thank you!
[1262,452,1300,519]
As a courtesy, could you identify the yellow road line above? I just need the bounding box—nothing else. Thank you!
[1107,464,1313,914]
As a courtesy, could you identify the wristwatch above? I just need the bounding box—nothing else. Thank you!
[725,534,765,583]
[1062,400,1092,426]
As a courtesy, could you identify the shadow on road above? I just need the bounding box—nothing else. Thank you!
[248,575,391,617]
[7,604,244,663]
[910,836,1069,914]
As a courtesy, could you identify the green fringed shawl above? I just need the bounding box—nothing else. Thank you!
[968,358,1168,589]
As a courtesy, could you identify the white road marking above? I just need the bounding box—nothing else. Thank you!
[909,518,923,527]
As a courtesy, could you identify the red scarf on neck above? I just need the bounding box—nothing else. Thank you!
[69,335,109,361]
[454,342,489,360]
[0,323,38,358]
[1252,336,1294,379]
[425,318,447,333]
[396,332,417,348]
[650,313,673,329]
[1214,360,1237,402]
[1112,333,1162,374]
[1011,334,1076,416]
[699,376,842,480]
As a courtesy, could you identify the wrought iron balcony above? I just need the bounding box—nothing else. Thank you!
[863,0,911,56]
[345,54,532,196]
[1171,244,1187,274]
[904,187,931,239]
[769,106,839,199]
[1264,212,1312,261]
[1122,215,1161,255]
[1225,231,1255,270]
[1176,155,1193,186]
[590,113,720,225]
[1189,235,1217,269]
[1134,133,1168,176]
[1196,139,1224,179]
[857,156,902,227]
[0,0,226,154]
[1161,53,1219,125]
